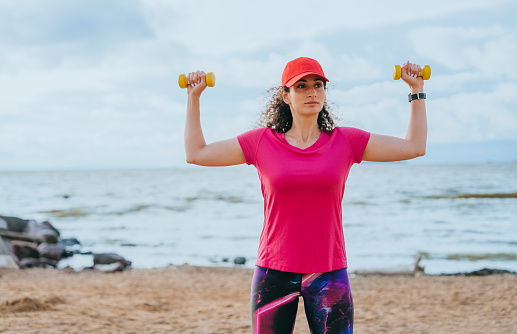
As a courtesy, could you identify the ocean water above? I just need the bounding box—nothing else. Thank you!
[1,162,516,275]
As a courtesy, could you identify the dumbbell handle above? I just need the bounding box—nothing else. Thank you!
[392,65,431,80]
[178,72,216,88]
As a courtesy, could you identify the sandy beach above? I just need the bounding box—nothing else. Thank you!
[0,266,515,333]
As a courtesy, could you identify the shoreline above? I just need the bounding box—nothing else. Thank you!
[1,265,516,333]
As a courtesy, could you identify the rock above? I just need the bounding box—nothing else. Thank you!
[93,253,131,268]
[0,217,7,230]
[445,268,517,276]
[0,236,11,255]
[59,238,81,247]
[0,216,29,233]
[0,236,19,269]
[43,234,59,244]
[19,257,57,269]
[37,243,65,262]
[61,250,75,258]
[0,254,19,269]
[233,257,246,265]
[11,240,40,260]
[24,220,60,239]
[94,262,126,273]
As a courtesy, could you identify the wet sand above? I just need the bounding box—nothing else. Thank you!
[1,265,516,333]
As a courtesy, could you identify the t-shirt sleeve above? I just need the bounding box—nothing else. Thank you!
[338,127,371,163]
[237,128,267,165]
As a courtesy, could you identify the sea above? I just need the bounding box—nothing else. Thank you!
[1,162,516,275]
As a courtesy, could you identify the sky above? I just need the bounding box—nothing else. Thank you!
[0,0,516,171]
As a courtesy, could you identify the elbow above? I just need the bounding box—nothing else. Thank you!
[185,153,197,165]
[185,156,197,165]
[414,148,426,158]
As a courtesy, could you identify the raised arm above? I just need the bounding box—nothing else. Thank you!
[184,71,246,166]
[363,61,427,162]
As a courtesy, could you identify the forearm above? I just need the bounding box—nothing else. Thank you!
[184,95,206,164]
[362,62,428,162]
[405,85,427,156]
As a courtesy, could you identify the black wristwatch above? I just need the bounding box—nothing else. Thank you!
[408,92,426,103]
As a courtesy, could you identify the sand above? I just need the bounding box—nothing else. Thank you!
[1,265,516,333]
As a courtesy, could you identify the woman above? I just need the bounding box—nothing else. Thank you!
[184,57,426,333]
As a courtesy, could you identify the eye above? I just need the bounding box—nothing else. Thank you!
[315,83,323,88]
[296,84,306,89]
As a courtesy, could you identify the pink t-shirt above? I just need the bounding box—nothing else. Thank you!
[238,127,371,273]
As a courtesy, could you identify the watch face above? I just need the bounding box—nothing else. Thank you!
[408,93,425,102]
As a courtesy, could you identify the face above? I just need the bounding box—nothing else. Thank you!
[282,74,326,116]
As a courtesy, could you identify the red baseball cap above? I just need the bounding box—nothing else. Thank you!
[281,57,329,87]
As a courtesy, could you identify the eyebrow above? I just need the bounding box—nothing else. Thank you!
[296,78,324,83]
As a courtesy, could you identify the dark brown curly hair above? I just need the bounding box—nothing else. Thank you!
[257,85,336,133]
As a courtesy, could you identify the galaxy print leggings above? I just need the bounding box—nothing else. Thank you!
[251,266,353,334]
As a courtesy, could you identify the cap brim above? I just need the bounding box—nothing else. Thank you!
[284,72,329,87]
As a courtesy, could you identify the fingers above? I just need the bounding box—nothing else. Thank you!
[186,70,207,87]
[401,61,422,78]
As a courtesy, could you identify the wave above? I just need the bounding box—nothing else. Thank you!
[186,194,246,203]
[447,253,517,261]
[425,192,517,199]
[42,203,190,218]
[420,252,517,261]
[43,208,90,218]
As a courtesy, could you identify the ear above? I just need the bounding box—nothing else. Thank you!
[282,90,290,104]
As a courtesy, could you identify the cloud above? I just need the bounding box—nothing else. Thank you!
[0,0,153,72]
[409,25,517,79]
[427,82,517,142]
[329,81,409,135]
[0,0,516,169]
[139,0,511,56]
[327,79,517,144]
[0,0,152,46]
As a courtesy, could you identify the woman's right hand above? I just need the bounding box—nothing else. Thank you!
[186,70,208,98]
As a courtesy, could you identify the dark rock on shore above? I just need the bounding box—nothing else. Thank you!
[0,216,59,238]
[444,268,516,276]
[94,262,126,273]
[12,240,40,259]
[19,257,57,269]
[93,253,132,269]
[59,238,81,247]
[0,215,131,272]
[38,243,66,262]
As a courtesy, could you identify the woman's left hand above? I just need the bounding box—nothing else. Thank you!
[401,61,424,93]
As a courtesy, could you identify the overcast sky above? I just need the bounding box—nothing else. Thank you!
[1,0,516,170]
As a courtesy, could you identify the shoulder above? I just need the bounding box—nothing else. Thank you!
[237,127,272,149]
[334,127,371,148]
[240,128,271,137]
[335,126,369,136]
[237,127,272,165]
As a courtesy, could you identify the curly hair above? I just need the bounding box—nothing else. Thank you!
[257,85,336,133]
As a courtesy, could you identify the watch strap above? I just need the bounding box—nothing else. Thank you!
[408,92,426,102]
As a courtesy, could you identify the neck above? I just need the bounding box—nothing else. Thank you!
[285,115,321,148]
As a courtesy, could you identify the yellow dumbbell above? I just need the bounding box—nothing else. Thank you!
[392,65,431,80]
[178,72,216,88]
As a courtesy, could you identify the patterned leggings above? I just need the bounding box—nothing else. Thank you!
[250,266,353,334]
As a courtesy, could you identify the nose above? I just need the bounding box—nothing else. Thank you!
[308,87,317,97]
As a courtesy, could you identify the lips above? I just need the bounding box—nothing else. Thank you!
[305,101,319,105]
